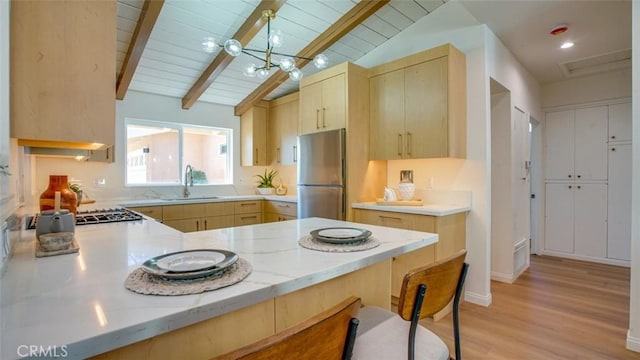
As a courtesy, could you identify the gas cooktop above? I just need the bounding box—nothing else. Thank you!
[26,208,144,230]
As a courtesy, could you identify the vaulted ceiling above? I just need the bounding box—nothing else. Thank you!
[116,0,447,114]
[116,0,632,114]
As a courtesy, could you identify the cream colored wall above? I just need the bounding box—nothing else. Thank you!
[627,0,639,352]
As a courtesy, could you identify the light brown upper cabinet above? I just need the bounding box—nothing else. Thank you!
[10,1,116,150]
[299,71,346,135]
[240,103,268,166]
[369,44,466,160]
[268,92,299,165]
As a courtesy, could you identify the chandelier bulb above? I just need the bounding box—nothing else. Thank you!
[224,39,242,57]
[202,37,218,54]
[243,64,257,77]
[256,68,270,80]
[279,57,296,72]
[313,54,328,69]
[289,68,303,81]
[269,29,284,48]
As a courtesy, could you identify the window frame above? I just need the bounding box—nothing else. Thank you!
[124,118,233,187]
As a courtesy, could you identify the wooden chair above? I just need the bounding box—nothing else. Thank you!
[212,296,361,360]
[353,250,469,360]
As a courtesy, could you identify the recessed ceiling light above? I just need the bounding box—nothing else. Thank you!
[561,42,574,49]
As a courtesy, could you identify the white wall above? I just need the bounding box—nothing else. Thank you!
[627,0,639,352]
[26,91,280,205]
[542,68,632,108]
[358,1,542,305]
[358,1,492,305]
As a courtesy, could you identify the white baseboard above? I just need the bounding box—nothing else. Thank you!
[464,290,492,307]
[627,330,640,352]
[539,250,631,267]
[491,264,530,284]
[491,271,514,283]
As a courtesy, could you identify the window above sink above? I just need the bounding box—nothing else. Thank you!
[125,119,232,187]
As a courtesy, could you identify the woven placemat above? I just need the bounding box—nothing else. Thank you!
[298,235,380,253]
[125,258,252,296]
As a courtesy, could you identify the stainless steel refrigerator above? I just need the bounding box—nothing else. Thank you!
[297,128,346,220]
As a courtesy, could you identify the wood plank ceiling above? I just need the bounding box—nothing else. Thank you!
[116,0,446,113]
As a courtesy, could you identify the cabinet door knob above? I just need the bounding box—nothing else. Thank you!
[611,135,616,139]
[577,185,581,189]
[577,175,581,178]
[611,148,616,152]
[568,185,572,189]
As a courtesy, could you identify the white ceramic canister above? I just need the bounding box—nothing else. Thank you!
[397,170,415,201]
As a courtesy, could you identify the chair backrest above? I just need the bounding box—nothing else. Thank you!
[212,296,361,360]
[397,249,467,321]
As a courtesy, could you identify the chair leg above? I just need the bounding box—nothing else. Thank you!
[408,284,427,360]
[342,318,359,360]
[452,263,469,360]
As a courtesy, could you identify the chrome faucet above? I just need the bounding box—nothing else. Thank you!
[183,164,193,198]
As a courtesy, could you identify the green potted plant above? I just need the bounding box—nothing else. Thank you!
[255,169,278,195]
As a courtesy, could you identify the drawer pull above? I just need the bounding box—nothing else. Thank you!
[240,203,257,206]
[241,216,257,220]
[379,215,402,221]
[277,204,290,208]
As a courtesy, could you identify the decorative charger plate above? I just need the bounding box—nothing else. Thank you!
[310,227,372,244]
[141,249,238,280]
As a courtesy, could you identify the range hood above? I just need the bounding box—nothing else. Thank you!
[23,144,114,163]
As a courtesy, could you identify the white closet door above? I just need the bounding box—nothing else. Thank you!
[544,183,574,253]
[574,106,608,180]
[608,102,632,142]
[574,183,608,258]
[545,110,574,180]
[607,144,632,260]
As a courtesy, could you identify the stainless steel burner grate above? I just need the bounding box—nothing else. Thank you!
[26,208,144,230]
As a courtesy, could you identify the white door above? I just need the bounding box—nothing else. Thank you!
[544,183,574,253]
[607,144,632,260]
[574,183,608,258]
[545,110,574,180]
[574,106,608,181]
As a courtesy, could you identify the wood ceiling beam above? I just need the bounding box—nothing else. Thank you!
[234,0,389,116]
[181,0,287,110]
[116,0,164,100]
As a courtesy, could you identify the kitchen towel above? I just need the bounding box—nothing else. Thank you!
[124,258,251,296]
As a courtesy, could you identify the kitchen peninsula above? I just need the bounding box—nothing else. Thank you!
[1,212,438,359]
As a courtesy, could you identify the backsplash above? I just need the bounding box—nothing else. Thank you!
[24,155,298,206]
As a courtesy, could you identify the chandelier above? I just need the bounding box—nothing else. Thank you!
[201,9,329,81]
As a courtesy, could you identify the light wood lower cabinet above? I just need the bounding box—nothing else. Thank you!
[264,200,297,222]
[127,206,163,221]
[129,200,262,233]
[353,209,466,298]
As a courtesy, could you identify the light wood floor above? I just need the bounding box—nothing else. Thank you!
[422,255,640,360]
